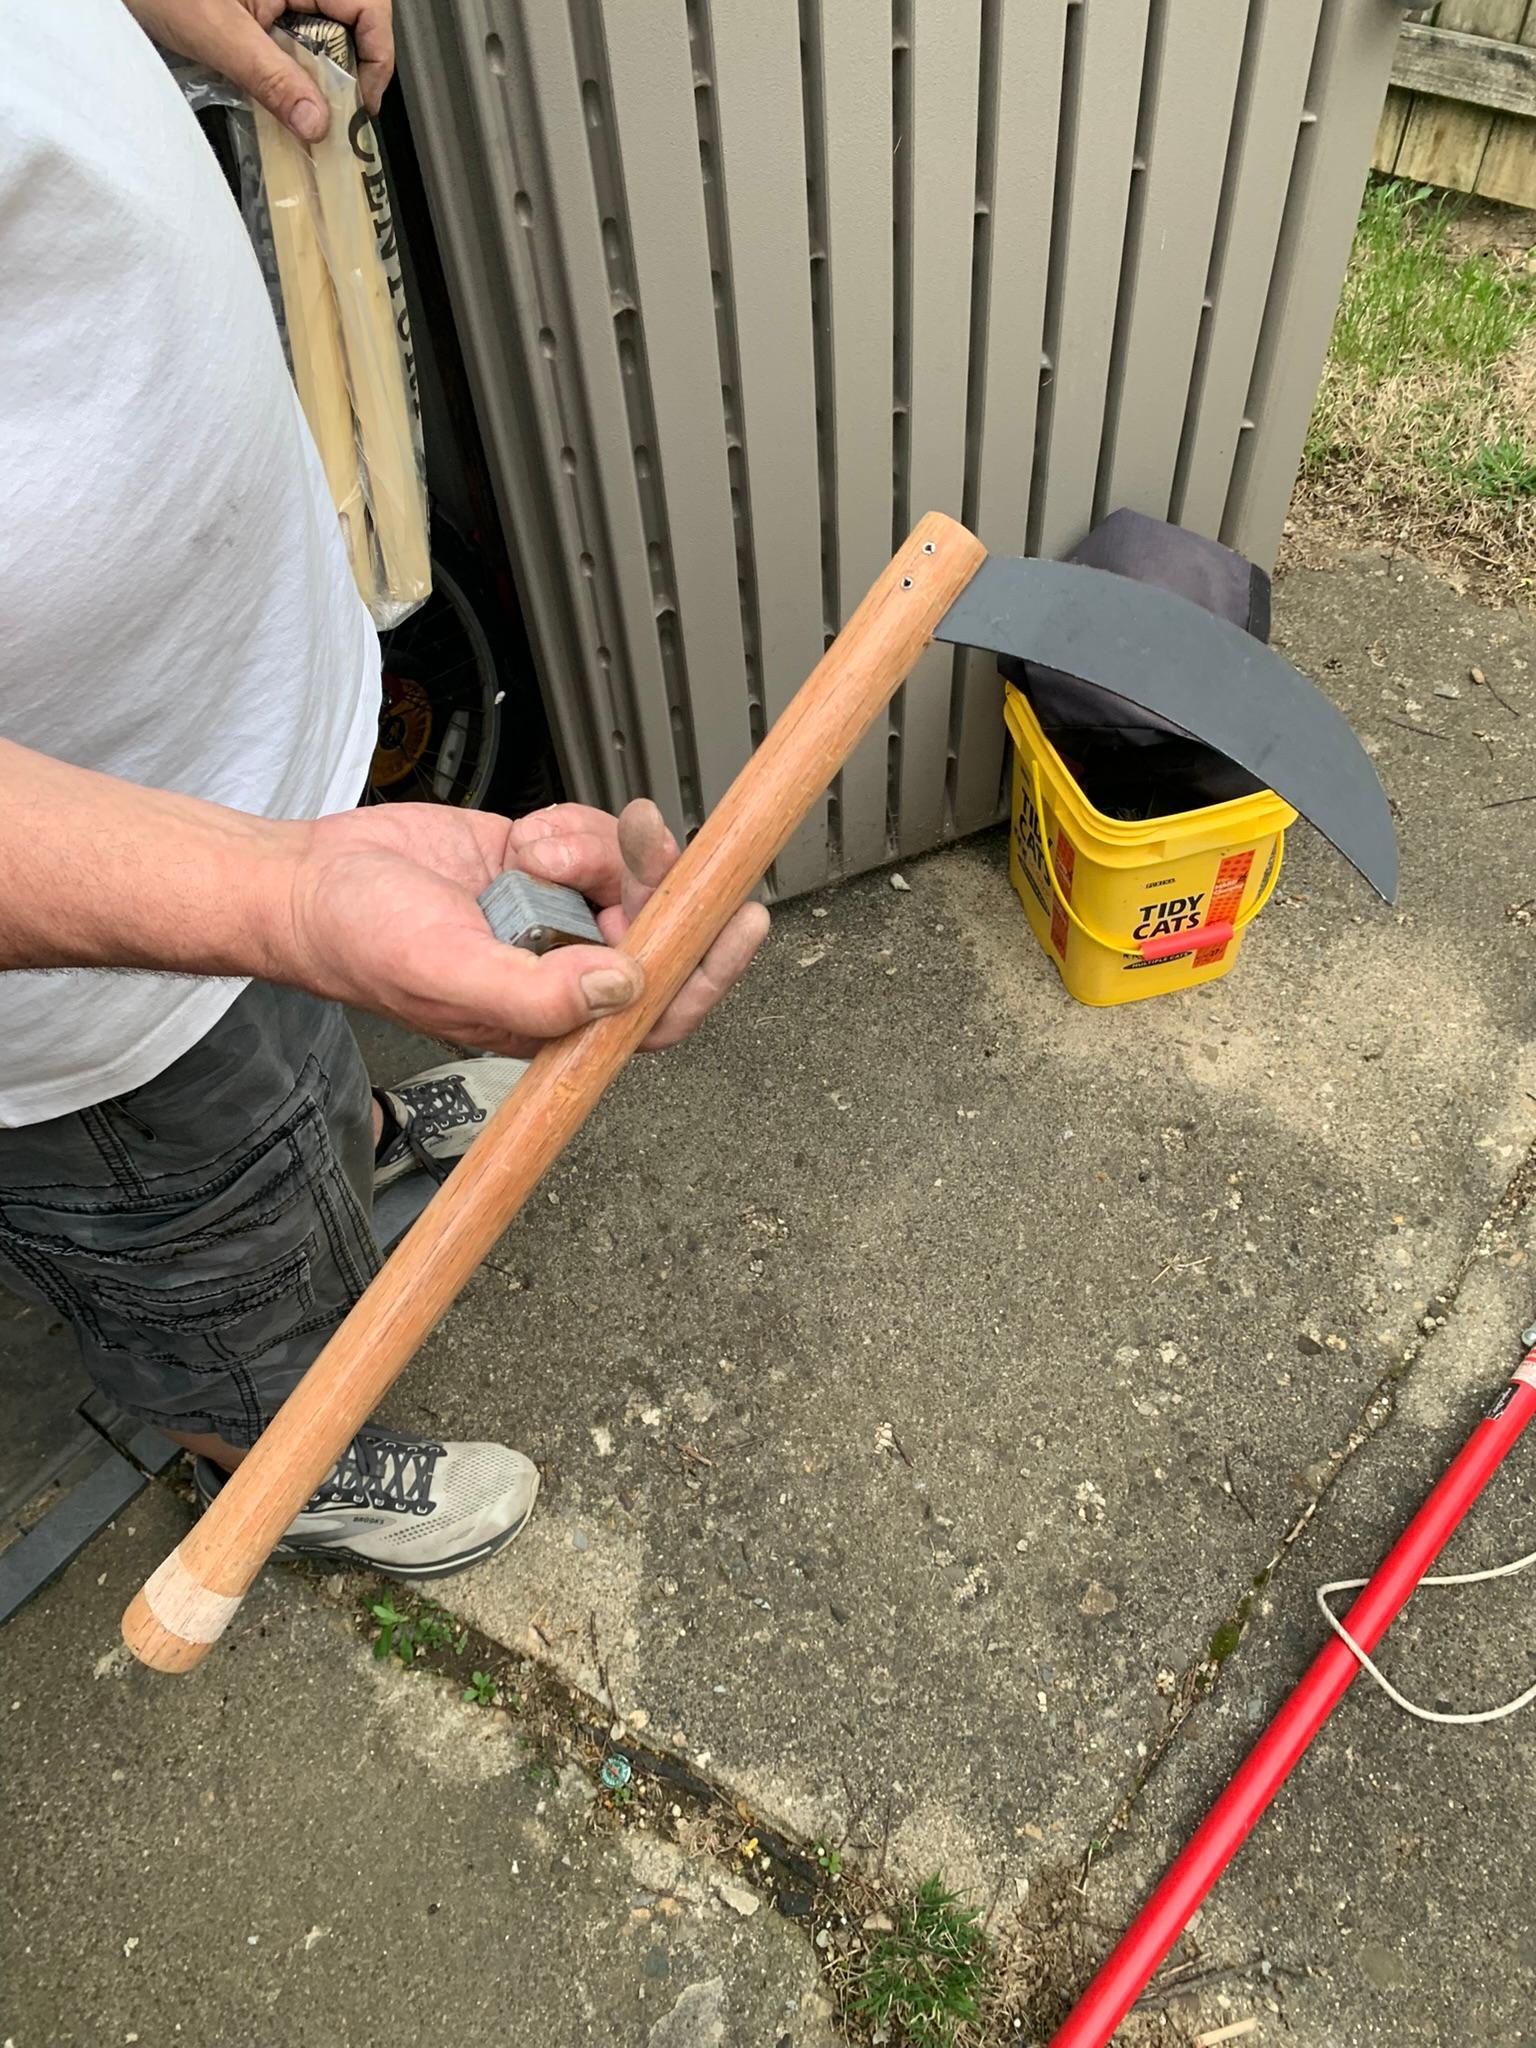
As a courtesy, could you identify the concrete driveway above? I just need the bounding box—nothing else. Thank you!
[5,546,1534,2046]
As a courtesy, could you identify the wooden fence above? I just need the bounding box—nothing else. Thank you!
[1375,2,1536,205]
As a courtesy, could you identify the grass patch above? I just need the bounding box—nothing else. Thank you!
[1468,432,1536,501]
[849,1875,990,2047]
[1319,178,1532,380]
[1296,179,1536,596]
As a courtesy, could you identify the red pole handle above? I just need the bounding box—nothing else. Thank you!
[1052,1351,1536,2046]
[1138,920,1234,963]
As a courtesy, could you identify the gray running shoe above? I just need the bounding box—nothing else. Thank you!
[193,1425,539,1580]
[373,1057,529,1192]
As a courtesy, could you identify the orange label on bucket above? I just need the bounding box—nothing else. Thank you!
[1195,852,1254,966]
[1050,831,1076,958]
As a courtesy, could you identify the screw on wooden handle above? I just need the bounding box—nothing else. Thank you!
[121,512,987,1673]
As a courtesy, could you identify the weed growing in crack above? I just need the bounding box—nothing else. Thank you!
[849,1874,990,2046]
[368,1595,467,1667]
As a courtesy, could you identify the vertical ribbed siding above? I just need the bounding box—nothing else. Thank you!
[1029,0,1149,562]
[399,0,1402,894]
[892,0,981,857]
[705,0,828,892]
[555,0,702,831]
[813,0,894,878]
[947,0,1068,837]
[887,0,914,851]
[1096,0,1248,522]
[397,0,688,822]
[798,0,843,870]
[1173,0,1324,539]
[595,1,751,828]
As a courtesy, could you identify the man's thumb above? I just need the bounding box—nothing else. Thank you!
[443,936,646,1047]
[219,16,329,141]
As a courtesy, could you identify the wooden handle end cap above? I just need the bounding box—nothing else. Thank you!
[121,1546,241,1672]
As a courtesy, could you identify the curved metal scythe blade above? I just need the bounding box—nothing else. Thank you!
[935,556,1398,902]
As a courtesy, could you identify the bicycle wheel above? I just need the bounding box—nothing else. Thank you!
[368,548,501,809]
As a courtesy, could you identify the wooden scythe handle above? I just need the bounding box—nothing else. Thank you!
[122,512,986,1671]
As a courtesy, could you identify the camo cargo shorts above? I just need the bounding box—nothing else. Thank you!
[0,983,380,1448]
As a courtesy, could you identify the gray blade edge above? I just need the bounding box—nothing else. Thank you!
[934,556,1398,902]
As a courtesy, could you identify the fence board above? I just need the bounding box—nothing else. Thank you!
[1390,18,1536,115]
[1394,89,1495,189]
[894,0,982,857]
[1440,0,1530,31]
[1100,0,1248,520]
[815,0,896,876]
[1393,2,1519,191]
[1374,84,1415,172]
[947,0,1068,837]
[1477,2,1536,204]
[709,0,829,892]
[600,0,754,821]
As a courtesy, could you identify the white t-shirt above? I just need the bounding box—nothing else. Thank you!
[0,0,380,1127]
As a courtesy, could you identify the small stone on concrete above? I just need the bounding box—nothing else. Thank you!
[713,1881,760,1918]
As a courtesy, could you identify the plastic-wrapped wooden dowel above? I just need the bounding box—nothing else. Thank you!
[122,511,987,1672]
[254,101,375,607]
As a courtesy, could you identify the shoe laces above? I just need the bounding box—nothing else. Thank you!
[316,1432,444,1517]
[391,1075,485,1184]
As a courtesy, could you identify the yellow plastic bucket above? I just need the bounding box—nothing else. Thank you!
[1004,685,1295,1007]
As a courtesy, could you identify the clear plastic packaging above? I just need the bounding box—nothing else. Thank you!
[171,24,431,628]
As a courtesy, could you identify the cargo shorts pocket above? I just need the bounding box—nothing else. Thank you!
[79,1239,318,1363]
[0,1084,374,1379]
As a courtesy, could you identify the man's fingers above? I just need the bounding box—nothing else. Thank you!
[617,799,679,922]
[508,830,626,905]
[373,792,754,1052]
[208,7,332,139]
[506,803,620,848]
[642,901,769,1049]
[498,800,681,918]
[306,0,396,111]
[617,798,676,888]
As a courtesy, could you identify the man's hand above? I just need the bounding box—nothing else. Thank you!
[125,0,394,139]
[285,799,771,1057]
[0,740,768,1058]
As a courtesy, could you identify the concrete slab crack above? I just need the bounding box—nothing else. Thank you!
[1083,1133,1536,1871]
